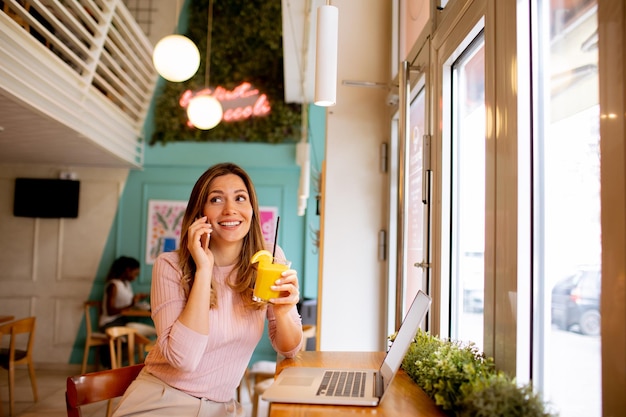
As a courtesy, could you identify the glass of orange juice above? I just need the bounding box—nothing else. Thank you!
[253,257,291,303]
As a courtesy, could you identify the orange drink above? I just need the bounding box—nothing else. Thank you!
[251,250,291,303]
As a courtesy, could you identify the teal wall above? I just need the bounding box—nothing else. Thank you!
[70,105,325,365]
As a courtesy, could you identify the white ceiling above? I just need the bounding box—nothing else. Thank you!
[0,0,318,168]
[0,89,131,167]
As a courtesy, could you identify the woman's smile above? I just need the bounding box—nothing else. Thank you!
[218,220,242,227]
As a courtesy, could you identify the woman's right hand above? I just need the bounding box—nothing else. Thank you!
[187,216,214,270]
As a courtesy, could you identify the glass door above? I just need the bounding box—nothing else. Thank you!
[393,43,432,330]
[405,87,428,316]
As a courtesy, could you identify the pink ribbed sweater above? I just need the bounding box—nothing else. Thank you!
[145,250,302,401]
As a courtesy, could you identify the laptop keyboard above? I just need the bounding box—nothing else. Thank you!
[316,371,367,397]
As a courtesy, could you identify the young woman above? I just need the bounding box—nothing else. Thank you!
[99,256,156,338]
[113,163,303,417]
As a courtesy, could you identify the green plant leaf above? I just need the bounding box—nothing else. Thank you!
[400,330,555,417]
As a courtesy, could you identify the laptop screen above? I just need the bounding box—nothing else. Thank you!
[379,291,431,395]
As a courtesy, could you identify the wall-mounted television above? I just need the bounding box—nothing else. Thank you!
[13,178,80,218]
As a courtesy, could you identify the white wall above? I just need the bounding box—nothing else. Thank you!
[318,0,392,351]
[0,165,128,365]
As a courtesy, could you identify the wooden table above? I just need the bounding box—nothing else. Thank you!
[121,308,152,318]
[268,351,446,417]
[0,315,15,324]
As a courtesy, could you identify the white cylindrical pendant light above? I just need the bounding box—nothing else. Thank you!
[152,34,200,82]
[314,4,338,107]
[187,94,223,130]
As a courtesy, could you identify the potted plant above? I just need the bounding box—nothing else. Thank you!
[398,330,556,417]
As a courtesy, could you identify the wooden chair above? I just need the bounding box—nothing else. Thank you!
[106,326,136,370]
[105,326,152,369]
[248,324,316,417]
[0,316,38,416]
[81,301,109,374]
[104,326,152,416]
[65,363,144,417]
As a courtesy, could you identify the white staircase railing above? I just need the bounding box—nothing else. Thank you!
[0,0,158,167]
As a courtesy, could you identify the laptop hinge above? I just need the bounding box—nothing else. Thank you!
[374,372,384,398]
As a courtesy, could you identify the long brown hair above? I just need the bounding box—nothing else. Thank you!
[177,163,265,308]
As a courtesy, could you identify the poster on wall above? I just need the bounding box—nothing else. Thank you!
[146,200,187,264]
[259,206,279,245]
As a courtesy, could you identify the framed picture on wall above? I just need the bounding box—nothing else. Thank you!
[259,206,279,244]
[146,200,187,264]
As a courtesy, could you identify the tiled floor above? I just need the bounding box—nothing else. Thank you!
[1,365,269,417]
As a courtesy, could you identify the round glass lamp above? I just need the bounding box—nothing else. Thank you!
[152,35,200,82]
[187,94,223,130]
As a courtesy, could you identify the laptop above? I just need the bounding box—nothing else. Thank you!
[261,290,431,406]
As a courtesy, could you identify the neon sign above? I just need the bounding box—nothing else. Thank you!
[179,82,271,126]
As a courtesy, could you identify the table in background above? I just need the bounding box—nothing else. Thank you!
[268,351,446,417]
[121,308,151,318]
[0,315,15,324]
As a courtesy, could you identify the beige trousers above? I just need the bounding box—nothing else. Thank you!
[112,369,244,417]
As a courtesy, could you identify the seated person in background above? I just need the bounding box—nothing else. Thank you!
[99,256,156,338]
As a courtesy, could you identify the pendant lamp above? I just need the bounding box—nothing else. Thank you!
[187,0,223,130]
[152,1,200,82]
[314,2,338,107]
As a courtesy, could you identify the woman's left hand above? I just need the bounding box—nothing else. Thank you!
[270,269,300,315]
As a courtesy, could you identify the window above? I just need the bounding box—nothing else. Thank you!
[449,33,485,350]
[531,1,601,414]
